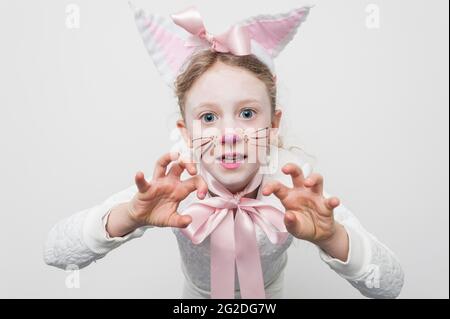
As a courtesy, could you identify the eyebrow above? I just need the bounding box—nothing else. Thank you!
[193,99,262,111]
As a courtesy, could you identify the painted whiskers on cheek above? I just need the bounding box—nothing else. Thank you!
[246,127,270,149]
[191,126,271,160]
[192,135,219,159]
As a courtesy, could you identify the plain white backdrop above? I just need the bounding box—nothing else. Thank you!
[0,0,448,298]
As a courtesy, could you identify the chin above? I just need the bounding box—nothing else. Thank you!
[207,162,260,190]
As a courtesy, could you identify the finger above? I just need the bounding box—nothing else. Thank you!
[282,163,305,188]
[178,155,198,176]
[168,157,198,179]
[152,152,180,180]
[284,211,305,238]
[167,162,184,178]
[304,173,324,195]
[325,196,340,210]
[135,171,151,193]
[167,212,192,228]
[181,175,209,199]
[262,180,290,200]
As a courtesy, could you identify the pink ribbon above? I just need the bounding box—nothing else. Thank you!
[180,166,289,299]
[171,7,252,56]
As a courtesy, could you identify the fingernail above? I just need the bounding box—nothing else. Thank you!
[286,212,294,222]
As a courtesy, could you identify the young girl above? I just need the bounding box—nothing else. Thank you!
[44,5,404,299]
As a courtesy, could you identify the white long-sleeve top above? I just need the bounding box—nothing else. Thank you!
[43,148,404,298]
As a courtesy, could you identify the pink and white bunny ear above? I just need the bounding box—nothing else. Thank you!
[130,3,313,88]
[240,6,312,58]
[130,4,200,88]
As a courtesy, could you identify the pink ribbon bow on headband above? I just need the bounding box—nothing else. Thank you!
[131,4,312,88]
[171,7,252,56]
[180,166,289,299]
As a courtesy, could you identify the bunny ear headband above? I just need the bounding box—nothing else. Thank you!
[130,3,313,88]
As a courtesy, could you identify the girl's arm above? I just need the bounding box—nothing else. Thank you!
[43,185,152,270]
[318,190,404,299]
[43,152,207,270]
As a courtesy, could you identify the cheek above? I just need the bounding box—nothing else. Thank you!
[251,112,272,128]
[183,113,195,132]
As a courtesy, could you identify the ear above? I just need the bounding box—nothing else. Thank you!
[240,6,312,58]
[271,109,282,129]
[176,119,192,148]
[130,4,197,88]
[269,109,282,146]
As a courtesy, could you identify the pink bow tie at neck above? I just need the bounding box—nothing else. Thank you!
[180,167,289,299]
[171,7,252,56]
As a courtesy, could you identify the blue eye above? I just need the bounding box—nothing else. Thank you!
[239,108,255,119]
[201,112,217,123]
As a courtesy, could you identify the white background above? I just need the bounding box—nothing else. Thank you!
[0,0,448,298]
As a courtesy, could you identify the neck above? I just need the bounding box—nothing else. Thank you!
[200,165,262,199]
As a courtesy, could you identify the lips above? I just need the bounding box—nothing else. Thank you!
[217,152,247,163]
[216,152,247,170]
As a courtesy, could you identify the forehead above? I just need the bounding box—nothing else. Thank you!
[184,62,270,110]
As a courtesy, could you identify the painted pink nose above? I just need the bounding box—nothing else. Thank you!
[221,134,240,144]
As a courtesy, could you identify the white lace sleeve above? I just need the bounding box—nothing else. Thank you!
[43,184,152,270]
[318,191,404,299]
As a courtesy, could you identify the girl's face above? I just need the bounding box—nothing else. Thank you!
[177,61,281,194]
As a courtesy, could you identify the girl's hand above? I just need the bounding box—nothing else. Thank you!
[129,152,208,228]
[262,163,342,245]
